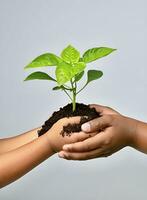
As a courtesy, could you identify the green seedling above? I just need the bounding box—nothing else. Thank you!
[24,45,116,111]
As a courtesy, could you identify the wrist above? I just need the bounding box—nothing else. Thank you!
[130,120,147,153]
[44,133,57,154]
[41,133,56,155]
[124,116,139,147]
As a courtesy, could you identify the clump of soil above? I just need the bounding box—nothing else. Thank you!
[38,103,100,137]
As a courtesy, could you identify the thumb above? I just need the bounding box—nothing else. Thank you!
[81,115,112,133]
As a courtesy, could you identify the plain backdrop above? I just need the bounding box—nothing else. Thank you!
[0,0,147,199]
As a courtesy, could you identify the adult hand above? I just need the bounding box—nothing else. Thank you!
[58,104,138,160]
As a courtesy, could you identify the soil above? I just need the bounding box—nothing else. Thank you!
[38,103,100,137]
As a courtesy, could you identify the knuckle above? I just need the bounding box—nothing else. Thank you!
[103,138,111,146]
[105,114,112,121]
[105,115,113,125]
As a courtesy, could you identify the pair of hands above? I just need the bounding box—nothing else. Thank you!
[46,104,138,160]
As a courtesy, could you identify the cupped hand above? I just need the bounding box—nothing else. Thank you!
[58,104,138,160]
[45,116,94,153]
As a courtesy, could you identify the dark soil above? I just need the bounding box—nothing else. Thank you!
[38,103,100,137]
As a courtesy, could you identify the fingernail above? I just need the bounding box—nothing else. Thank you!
[81,123,90,132]
[58,152,65,158]
[63,144,71,151]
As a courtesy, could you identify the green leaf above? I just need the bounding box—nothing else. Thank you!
[24,53,62,69]
[24,71,56,81]
[75,71,84,82]
[55,61,86,85]
[52,86,63,90]
[72,62,86,75]
[87,70,103,84]
[83,47,116,63]
[55,62,73,85]
[61,45,80,64]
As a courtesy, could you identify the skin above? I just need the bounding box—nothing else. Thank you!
[0,117,90,188]
[0,127,40,154]
[58,104,147,160]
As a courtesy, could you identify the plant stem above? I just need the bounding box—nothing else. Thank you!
[72,90,76,112]
[63,89,72,101]
[77,83,87,95]
[63,86,73,91]
[70,79,76,112]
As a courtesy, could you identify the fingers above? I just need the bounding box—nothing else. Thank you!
[81,115,112,133]
[90,104,120,115]
[90,104,105,114]
[58,148,111,160]
[62,133,104,152]
[68,131,92,143]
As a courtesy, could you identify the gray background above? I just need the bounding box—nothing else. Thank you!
[0,0,147,199]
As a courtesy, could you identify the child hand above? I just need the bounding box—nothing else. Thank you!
[45,116,93,153]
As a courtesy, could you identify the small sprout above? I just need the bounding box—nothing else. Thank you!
[24,45,116,112]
